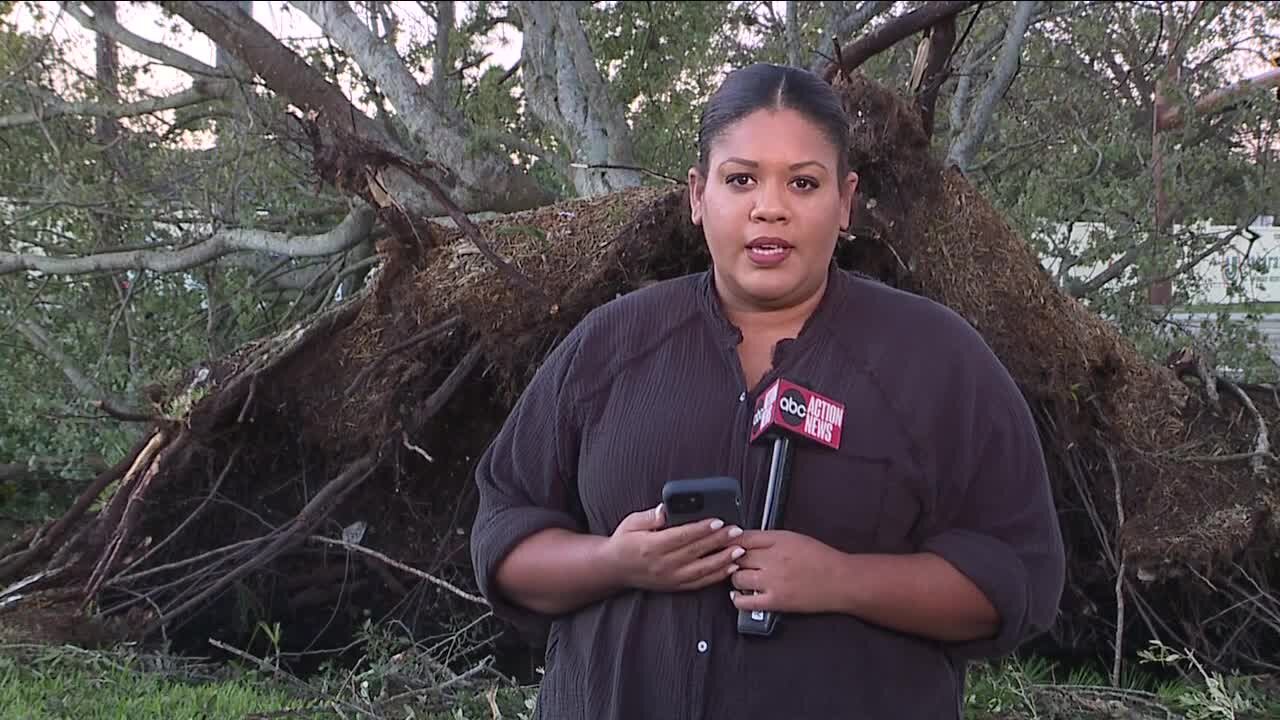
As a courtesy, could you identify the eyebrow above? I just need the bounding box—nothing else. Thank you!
[719,157,829,172]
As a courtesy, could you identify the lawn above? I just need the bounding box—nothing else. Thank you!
[1,643,1276,719]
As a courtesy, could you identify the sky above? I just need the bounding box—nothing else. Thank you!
[9,1,1274,101]
[8,1,523,99]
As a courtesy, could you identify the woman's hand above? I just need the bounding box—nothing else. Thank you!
[602,504,745,593]
[728,530,846,614]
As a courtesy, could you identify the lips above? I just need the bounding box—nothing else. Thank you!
[745,237,793,267]
[746,237,793,251]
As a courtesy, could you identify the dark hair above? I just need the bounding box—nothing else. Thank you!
[696,63,851,178]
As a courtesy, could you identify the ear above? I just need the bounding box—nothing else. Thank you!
[839,171,859,231]
[688,167,705,226]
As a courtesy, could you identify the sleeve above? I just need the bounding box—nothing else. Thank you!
[915,331,1066,661]
[469,325,589,637]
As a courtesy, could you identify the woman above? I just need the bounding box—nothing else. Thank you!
[469,63,1065,720]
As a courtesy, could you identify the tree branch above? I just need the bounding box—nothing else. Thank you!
[289,1,443,140]
[945,1,1039,174]
[1068,225,1253,299]
[810,0,896,74]
[1157,68,1280,132]
[59,1,223,78]
[0,207,375,276]
[832,1,896,42]
[822,1,980,81]
[473,126,569,179]
[288,1,551,210]
[1067,235,1146,299]
[0,84,222,130]
[514,1,641,196]
[162,1,386,142]
[911,16,958,139]
[6,315,138,414]
[163,1,543,214]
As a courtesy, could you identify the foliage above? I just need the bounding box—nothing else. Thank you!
[963,650,1280,720]
[1137,640,1275,720]
[7,638,1278,720]
[0,1,345,482]
[0,644,307,719]
[580,1,742,179]
[0,1,1277,517]
[961,2,1280,380]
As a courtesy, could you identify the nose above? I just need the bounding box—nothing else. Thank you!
[750,182,790,223]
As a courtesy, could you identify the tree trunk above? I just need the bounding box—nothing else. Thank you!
[91,1,140,393]
[515,1,643,196]
[1,70,1274,677]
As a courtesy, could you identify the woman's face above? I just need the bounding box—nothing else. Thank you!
[689,107,857,315]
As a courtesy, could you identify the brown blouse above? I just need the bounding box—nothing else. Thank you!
[469,265,1066,719]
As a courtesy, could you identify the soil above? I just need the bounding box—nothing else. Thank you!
[0,70,1274,678]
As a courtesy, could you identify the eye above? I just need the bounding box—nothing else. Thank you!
[792,177,820,191]
[725,173,755,187]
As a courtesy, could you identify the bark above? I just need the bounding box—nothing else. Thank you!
[0,85,224,130]
[430,1,460,107]
[810,0,895,74]
[60,1,223,78]
[823,1,980,81]
[205,0,256,359]
[514,1,643,196]
[945,1,1039,174]
[948,27,1005,136]
[3,76,1277,677]
[161,1,549,216]
[288,1,551,211]
[910,17,957,140]
[1156,68,1280,131]
[0,207,376,276]
[786,1,801,68]
[90,0,140,390]
[814,0,896,73]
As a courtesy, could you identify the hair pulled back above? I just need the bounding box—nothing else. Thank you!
[696,63,851,178]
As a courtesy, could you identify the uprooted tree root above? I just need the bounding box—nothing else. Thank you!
[0,71,1276,679]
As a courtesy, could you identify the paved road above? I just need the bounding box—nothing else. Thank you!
[1165,313,1280,366]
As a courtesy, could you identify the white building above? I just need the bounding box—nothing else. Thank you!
[1038,218,1280,305]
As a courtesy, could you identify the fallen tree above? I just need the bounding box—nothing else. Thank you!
[0,70,1276,680]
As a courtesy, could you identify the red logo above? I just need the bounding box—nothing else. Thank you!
[750,379,844,449]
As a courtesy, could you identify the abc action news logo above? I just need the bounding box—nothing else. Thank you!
[750,378,844,449]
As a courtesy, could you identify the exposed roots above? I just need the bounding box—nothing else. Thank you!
[0,70,1275,680]
[1218,378,1274,476]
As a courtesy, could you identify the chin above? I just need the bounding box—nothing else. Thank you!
[734,273,806,306]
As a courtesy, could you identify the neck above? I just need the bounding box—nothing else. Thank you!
[716,271,829,336]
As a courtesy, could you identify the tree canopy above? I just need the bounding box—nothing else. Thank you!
[0,0,1274,676]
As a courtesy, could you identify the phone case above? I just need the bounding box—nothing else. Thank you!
[661,476,743,527]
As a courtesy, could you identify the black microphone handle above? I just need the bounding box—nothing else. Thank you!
[760,434,792,530]
[738,434,793,638]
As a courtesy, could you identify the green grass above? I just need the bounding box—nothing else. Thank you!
[0,646,308,719]
[965,649,1280,720]
[2,643,1276,720]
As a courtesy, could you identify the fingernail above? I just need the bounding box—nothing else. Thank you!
[655,504,663,520]
[709,519,725,530]
[731,547,745,560]
[727,564,739,573]
[728,526,743,538]
[729,590,736,600]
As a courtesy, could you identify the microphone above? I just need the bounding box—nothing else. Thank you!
[737,377,845,637]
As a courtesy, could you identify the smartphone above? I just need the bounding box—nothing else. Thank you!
[661,476,743,527]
